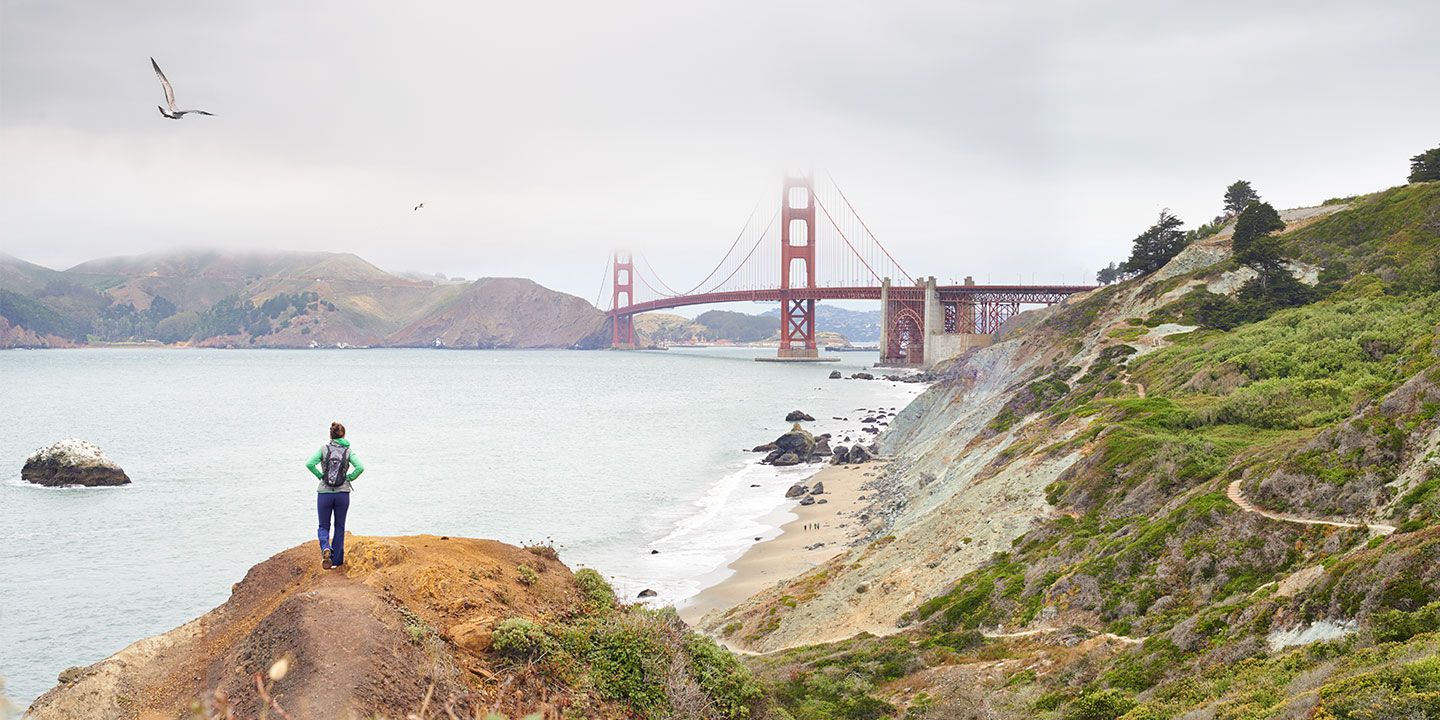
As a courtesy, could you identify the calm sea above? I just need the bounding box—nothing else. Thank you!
[0,347,921,707]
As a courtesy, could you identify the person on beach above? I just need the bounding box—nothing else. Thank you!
[305,421,365,569]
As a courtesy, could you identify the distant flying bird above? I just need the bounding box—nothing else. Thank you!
[413,203,425,211]
[151,57,214,120]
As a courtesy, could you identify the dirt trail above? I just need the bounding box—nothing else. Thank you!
[982,627,1144,645]
[1226,480,1396,534]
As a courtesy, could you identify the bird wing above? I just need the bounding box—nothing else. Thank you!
[151,58,177,112]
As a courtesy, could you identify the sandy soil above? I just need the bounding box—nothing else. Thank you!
[680,463,875,625]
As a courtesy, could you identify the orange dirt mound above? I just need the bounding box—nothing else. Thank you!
[27,535,587,720]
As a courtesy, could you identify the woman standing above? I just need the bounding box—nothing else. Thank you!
[305,421,365,569]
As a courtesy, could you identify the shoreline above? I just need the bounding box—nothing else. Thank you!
[678,461,882,625]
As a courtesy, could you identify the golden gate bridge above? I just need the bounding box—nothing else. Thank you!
[600,175,1093,366]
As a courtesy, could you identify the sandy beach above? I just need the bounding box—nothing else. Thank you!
[680,461,882,625]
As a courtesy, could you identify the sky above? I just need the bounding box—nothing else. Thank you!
[2,0,1438,309]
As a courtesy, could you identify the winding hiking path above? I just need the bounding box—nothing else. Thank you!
[1226,480,1396,535]
[983,627,1144,645]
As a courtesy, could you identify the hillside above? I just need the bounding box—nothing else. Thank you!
[28,536,763,720]
[0,251,606,350]
[388,277,610,349]
[702,183,1440,718]
[634,306,862,346]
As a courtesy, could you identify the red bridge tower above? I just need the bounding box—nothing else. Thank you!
[778,175,818,359]
[611,251,635,348]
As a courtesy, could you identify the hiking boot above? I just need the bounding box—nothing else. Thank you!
[322,548,333,570]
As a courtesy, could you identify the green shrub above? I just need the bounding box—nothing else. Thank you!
[517,564,539,586]
[575,612,672,716]
[1315,655,1440,718]
[492,618,553,659]
[1371,601,1440,643]
[1064,689,1138,720]
[574,568,617,612]
[685,634,764,719]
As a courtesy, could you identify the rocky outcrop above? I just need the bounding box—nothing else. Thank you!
[28,536,754,720]
[22,440,130,487]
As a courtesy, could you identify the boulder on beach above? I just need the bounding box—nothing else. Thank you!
[799,496,816,506]
[828,370,842,379]
[773,452,803,466]
[785,410,816,422]
[22,439,130,487]
[832,446,851,464]
[813,438,833,456]
[849,445,873,463]
[811,481,825,495]
[785,483,809,498]
[774,424,816,456]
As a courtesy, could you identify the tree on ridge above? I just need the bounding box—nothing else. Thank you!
[1410,145,1440,183]
[1223,180,1261,217]
[1120,210,1188,276]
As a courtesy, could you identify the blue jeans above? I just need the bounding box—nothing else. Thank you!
[317,492,351,565]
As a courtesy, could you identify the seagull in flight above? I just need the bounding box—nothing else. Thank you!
[151,58,214,120]
[413,203,425,211]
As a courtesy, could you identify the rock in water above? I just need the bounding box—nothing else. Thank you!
[828,370,842,379]
[774,424,816,456]
[785,410,816,422]
[638,588,658,598]
[773,452,803,466]
[22,439,130,487]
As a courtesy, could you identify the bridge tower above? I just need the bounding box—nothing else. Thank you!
[778,175,818,358]
[611,252,635,349]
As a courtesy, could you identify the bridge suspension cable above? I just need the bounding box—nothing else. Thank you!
[824,172,915,285]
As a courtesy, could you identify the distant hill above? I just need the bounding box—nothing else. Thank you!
[765,303,881,343]
[633,303,875,346]
[0,251,609,350]
[388,277,609,349]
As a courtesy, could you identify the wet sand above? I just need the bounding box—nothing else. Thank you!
[680,462,879,625]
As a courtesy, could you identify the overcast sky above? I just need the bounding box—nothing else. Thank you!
[2,0,1437,307]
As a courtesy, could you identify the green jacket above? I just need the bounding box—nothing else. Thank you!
[306,437,365,493]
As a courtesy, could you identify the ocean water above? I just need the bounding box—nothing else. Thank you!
[0,347,922,707]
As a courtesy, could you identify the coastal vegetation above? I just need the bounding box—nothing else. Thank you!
[735,179,1440,718]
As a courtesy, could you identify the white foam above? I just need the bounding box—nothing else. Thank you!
[606,379,928,607]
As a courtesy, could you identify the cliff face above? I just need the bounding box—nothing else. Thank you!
[29,536,763,720]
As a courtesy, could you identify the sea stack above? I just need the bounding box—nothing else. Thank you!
[22,439,130,487]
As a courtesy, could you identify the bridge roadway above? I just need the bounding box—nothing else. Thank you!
[608,284,1094,318]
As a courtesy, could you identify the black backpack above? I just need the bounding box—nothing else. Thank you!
[320,441,350,489]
